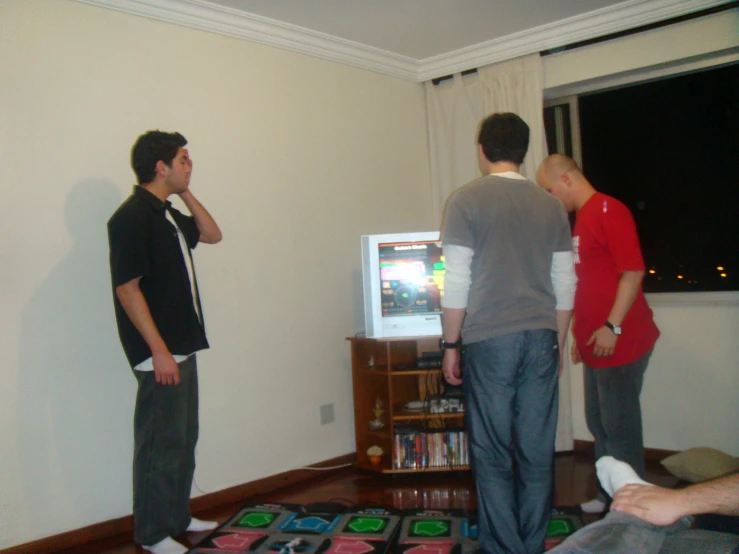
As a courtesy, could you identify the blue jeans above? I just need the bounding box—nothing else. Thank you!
[463,329,559,554]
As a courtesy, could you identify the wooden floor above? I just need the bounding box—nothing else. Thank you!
[57,452,679,553]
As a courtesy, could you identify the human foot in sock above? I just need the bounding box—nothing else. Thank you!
[142,536,188,554]
[596,456,652,497]
[187,517,218,532]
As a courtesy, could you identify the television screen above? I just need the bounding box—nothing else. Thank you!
[378,240,444,318]
[362,232,445,339]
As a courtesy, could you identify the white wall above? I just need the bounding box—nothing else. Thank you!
[0,0,432,548]
[2,2,736,549]
[543,9,739,457]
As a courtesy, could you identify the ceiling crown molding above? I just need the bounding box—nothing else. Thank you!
[73,0,733,82]
[416,0,732,81]
[73,0,419,80]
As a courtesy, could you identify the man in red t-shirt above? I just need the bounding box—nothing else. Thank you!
[537,154,660,514]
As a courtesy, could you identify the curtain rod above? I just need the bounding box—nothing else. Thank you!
[432,0,738,86]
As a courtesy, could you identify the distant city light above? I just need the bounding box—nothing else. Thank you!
[721,273,727,278]
[677,275,683,279]
[717,266,725,271]
[649,269,656,274]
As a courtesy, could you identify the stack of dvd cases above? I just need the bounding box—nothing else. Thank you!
[392,428,468,470]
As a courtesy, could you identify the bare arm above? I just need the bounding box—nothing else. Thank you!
[588,270,644,357]
[612,473,739,526]
[556,309,573,375]
[441,308,466,386]
[679,473,739,517]
[116,278,180,385]
[570,314,582,364]
[608,270,644,326]
[179,189,222,244]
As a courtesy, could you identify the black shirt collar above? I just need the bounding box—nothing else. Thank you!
[133,185,171,213]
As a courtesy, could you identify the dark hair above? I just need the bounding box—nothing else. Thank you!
[130,130,187,185]
[477,113,529,165]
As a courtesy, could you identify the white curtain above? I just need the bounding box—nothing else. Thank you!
[425,53,574,452]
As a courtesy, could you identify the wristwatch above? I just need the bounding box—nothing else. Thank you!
[604,321,622,335]
[439,338,462,350]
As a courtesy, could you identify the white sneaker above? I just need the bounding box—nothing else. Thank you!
[187,517,218,532]
[580,498,607,514]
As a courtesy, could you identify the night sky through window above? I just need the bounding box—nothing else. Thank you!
[578,63,739,293]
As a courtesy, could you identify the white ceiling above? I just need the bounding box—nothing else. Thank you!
[203,0,625,60]
[75,0,730,81]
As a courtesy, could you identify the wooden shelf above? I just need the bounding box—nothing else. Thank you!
[393,412,465,421]
[382,466,470,474]
[390,369,441,376]
[348,336,467,474]
[356,368,391,375]
[366,429,390,437]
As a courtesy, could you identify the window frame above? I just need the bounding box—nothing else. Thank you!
[543,51,739,303]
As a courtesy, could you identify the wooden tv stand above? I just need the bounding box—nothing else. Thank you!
[347,336,469,474]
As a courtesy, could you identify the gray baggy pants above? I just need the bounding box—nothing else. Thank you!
[132,356,198,546]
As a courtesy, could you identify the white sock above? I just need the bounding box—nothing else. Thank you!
[596,455,652,496]
[187,517,218,532]
[580,498,607,513]
[142,536,188,554]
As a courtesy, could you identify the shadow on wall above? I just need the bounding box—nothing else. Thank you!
[16,180,136,535]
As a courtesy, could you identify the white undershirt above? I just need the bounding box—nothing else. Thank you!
[134,211,200,371]
[441,171,577,311]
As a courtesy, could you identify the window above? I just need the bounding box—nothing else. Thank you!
[545,63,739,293]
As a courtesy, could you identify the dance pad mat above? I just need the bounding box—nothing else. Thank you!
[187,503,583,553]
[395,507,583,553]
[187,503,400,554]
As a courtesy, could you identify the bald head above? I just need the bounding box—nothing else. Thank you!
[536,154,593,212]
[538,154,580,182]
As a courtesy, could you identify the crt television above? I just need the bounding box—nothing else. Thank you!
[361,232,445,338]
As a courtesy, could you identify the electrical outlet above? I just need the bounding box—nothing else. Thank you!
[320,403,335,425]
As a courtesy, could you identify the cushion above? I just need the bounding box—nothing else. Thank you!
[661,447,739,483]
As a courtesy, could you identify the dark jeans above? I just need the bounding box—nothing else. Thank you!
[584,350,651,501]
[133,356,199,546]
[463,329,559,554]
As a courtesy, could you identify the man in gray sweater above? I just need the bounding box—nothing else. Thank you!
[440,113,576,554]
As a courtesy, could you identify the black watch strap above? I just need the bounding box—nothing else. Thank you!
[439,338,462,350]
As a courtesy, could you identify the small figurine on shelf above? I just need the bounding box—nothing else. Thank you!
[367,445,384,467]
[368,354,376,369]
[368,396,385,430]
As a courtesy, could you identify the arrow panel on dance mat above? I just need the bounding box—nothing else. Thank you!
[329,538,376,554]
[346,517,388,533]
[237,512,277,528]
[410,520,450,537]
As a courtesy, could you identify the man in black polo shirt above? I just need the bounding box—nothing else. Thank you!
[108,130,222,554]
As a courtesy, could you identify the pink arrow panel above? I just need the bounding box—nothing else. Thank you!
[402,541,456,554]
[213,531,266,550]
[326,538,377,554]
